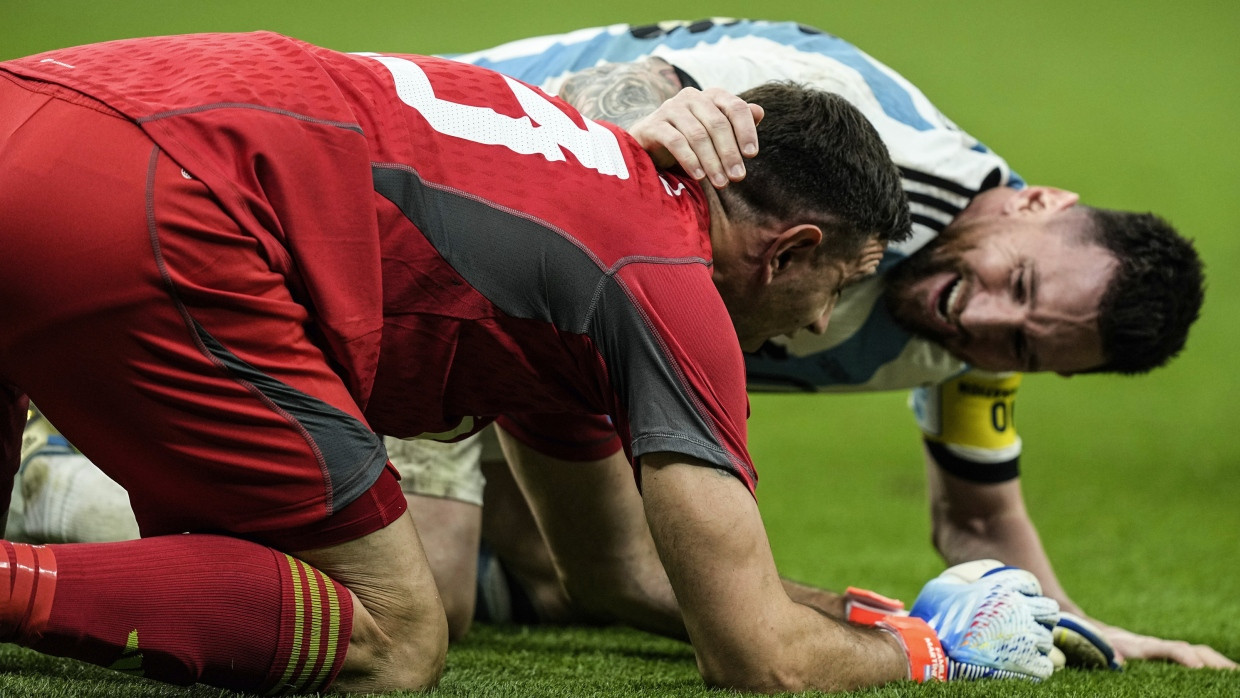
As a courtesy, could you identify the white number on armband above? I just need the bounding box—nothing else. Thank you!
[357,53,630,180]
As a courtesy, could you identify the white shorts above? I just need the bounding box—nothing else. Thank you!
[386,425,504,506]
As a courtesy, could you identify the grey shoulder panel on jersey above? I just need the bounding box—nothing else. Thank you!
[371,164,742,474]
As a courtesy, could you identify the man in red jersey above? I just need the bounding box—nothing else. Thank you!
[0,32,1058,694]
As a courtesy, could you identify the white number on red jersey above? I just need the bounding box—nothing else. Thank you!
[358,53,630,179]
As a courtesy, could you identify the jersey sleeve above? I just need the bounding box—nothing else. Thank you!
[601,260,756,490]
[909,370,1022,483]
[495,261,754,492]
[499,260,756,490]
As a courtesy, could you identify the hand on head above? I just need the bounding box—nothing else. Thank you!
[627,87,763,188]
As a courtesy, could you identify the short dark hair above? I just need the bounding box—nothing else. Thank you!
[717,82,911,260]
[1085,207,1205,374]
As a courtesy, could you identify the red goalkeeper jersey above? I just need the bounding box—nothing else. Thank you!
[2,32,756,488]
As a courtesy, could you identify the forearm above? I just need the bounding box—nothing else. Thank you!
[935,484,1240,669]
[557,550,687,640]
[494,425,690,639]
[721,602,908,692]
[498,422,904,685]
[567,573,846,639]
[927,451,1238,669]
[782,578,848,619]
[932,503,1084,616]
[925,445,1087,617]
[558,57,682,128]
[642,456,908,692]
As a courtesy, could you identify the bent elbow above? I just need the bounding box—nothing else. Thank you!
[698,650,811,694]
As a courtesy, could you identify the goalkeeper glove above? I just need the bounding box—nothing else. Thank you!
[846,561,1058,682]
[942,559,1121,670]
[899,561,1059,681]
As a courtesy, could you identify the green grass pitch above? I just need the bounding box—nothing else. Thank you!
[1,1,1238,696]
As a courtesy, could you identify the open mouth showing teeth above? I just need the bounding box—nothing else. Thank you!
[937,277,963,324]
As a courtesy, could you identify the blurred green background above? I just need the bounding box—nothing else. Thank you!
[2,2,1237,695]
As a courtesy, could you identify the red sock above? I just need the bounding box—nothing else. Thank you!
[1,536,353,694]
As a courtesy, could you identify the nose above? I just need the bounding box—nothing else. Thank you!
[807,296,838,335]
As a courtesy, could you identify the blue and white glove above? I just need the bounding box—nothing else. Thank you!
[909,560,1059,681]
[942,559,1122,671]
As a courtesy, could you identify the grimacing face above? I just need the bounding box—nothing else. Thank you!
[884,213,1119,374]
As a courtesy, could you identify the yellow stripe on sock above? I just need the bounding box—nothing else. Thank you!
[293,558,325,694]
[302,562,343,693]
[270,554,307,696]
[323,574,342,688]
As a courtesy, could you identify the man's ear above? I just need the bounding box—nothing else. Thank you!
[1004,186,1081,215]
[764,224,824,283]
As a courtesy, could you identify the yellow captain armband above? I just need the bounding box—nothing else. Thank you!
[910,372,1022,482]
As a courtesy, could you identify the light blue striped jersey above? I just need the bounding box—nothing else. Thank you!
[452,19,1028,468]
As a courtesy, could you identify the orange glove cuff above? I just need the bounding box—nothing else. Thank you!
[844,586,906,625]
[876,615,948,682]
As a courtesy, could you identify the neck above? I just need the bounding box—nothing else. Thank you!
[706,188,749,288]
[704,187,729,256]
[707,189,774,320]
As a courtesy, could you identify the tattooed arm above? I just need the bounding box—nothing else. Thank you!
[559,57,762,187]
[559,57,683,128]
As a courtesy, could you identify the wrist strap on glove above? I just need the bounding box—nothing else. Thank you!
[844,587,906,625]
[876,615,949,682]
